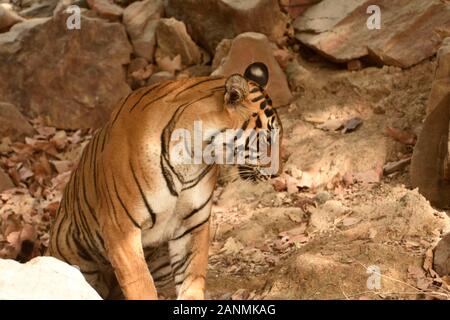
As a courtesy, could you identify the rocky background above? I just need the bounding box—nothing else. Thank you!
[1,0,450,299]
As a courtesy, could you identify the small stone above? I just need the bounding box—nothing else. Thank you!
[347,59,363,71]
[314,191,332,205]
[87,0,123,21]
[0,102,35,141]
[434,233,450,276]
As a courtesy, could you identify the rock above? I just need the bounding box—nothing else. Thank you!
[180,65,212,78]
[212,39,232,70]
[383,158,411,175]
[434,233,450,276]
[0,168,14,192]
[86,0,123,21]
[411,93,450,208]
[285,59,312,91]
[146,71,175,86]
[279,0,321,19]
[0,3,25,32]
[294,0,450,68]
[53,0,89,16]
[20,0,60,17]
[164,0,288,54]
[155,18,209,67]
[0,13,132,129]
[127,57,149,75]
[313,191,332,205]
[0,256,102,299]
[0,102,35,141]
[427,38,450,115]
[347,59,363,71]
[293,0,365,33]
[123,0,164,61]
[212,32,293,107]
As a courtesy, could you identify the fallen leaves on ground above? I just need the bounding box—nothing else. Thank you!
[0,117,92,260]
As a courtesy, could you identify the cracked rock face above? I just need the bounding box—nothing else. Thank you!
[294,0,450,68]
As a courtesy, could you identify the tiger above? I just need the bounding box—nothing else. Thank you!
[47,62,283,300]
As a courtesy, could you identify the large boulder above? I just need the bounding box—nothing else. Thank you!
[164,0,288,54]
[410,39,450,208]
[122,0,164,61]
[0,257,102,299]
[0,102,35,141]
[0,13,132,130]
[294,0,450,68]
[212,32,292,107]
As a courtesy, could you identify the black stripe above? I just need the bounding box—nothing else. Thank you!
[111,91,133,126]
[102,165,123,232]
[172,216,210,241]
[130,161,157,226]
[129,83,165,113]
[264,108,274,117]
[161,158,179,197]
[151,261,171,274]
[73,235,94,262]
[255,116,262,128]
[100,124,110,152]
[173,77,222,99]
[260,100,267,110]
[251,95,265,102]
[241,119,250,131]
[140,81,176,111]
[173,252,195,275]
[250,87,260,93]
[183,192,213,220]
[112,174,141,229]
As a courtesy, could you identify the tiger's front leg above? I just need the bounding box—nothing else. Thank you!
[101,210,158,300]
[169,219,210,300]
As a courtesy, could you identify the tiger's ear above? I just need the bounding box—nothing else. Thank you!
[224,74,249,106]
[244,62,269,88]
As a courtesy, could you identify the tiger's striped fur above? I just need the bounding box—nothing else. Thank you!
[48,63,282,300]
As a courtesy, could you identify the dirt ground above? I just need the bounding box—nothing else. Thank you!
[205,55,450,300]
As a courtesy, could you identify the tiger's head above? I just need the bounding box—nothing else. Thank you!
[223,62,283,181]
